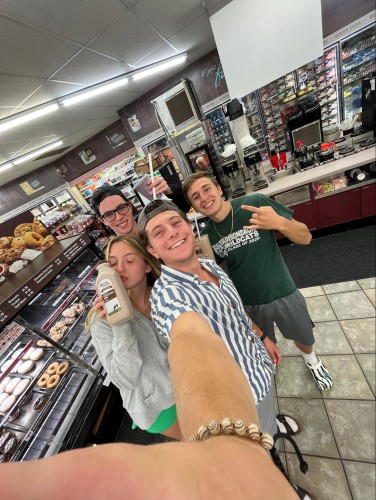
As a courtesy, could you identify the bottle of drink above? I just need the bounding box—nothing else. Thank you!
[96,263,134,325]
[195,234,216,260]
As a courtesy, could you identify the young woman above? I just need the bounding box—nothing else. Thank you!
[86,234,180,439]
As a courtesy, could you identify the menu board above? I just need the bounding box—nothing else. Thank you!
[0,233,91,326]
[0,211,57,287]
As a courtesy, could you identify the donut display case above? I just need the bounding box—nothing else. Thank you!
[0,240,112,462]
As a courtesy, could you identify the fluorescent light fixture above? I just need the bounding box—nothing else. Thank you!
[132,55,187,81]
[61,77,129,107]
[0,103,59,134]
[13,140,63,165]
[0,162,13,172]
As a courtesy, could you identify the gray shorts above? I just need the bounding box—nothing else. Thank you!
[245,289,315,346]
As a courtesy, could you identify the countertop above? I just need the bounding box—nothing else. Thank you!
[246,148,375,197]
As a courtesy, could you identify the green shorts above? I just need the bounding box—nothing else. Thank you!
[132,405,177,434]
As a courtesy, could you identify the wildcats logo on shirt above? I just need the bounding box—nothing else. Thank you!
[213,229,260,257]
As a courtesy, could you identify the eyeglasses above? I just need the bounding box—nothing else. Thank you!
[100,203,131,222]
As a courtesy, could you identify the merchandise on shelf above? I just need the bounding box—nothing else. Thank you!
[341,26,376,119]
[205,107,233,153]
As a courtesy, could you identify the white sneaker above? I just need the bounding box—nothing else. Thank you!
[304,354,333,391]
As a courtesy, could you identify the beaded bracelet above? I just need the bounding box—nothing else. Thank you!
[189,417,274,451]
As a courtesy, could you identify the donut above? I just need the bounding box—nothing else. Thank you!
[29,348,44,361]
[42,235,56,247]
[58,326,69,336]
[0,237,12,249]
[11,236,28,249]
[0,394,16,413]
[33,394,48,411]
[5,377,21,394]
[17,360,35,375]
[13,378,31,396]
[37,374,49,388]
[8,407,20,422]
[3,434,19,455]
[0,430,13,448]
[21,391,33,406]
[62,308,76,318]
[22,347,35,360]
[46,375,60,389]
[11,348,24,359]
[57,362,69,375]
[55,322,65,329]
[23,231,44,248]
[34,224,48,236]
[0,453,7,463]
[0,393,9,406]
[37,339,48,347]
[1,359,13,373]
[0,377,11,395]
[50,333,63,342]
[64,317,75,326]
[46,362,59,375]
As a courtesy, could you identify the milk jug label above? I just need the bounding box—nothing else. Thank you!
[98,278,121,316]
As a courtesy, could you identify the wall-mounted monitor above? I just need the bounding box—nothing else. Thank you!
[165,90,195,128]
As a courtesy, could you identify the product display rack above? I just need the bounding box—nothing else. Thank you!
[242,91,268,157]
[296,46,340,128]
[259,72,297,152]
[0,239,110,462]
[341,25,376,119]
[205,107,233,153]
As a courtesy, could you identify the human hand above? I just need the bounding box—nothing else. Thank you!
[93,295,107,320]
[262,337,281,366]
[147,176,172,196]
[241,205,285,231]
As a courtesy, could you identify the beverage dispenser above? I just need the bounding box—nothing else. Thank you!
[243,151,268,191]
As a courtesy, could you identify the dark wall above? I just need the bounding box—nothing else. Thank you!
[321,0,374,37]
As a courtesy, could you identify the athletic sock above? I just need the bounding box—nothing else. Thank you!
[301,351,318,365]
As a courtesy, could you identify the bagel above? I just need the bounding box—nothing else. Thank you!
[46,362,59,375]
[23,231,44,248]
[37,373,49,388]
[57,362,69,375]
[46,375,60,389]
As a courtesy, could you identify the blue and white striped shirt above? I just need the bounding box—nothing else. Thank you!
[150,257,274,404]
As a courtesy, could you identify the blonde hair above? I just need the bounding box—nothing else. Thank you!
[85,235,161,330]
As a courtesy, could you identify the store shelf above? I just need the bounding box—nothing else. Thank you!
[342,52,376,73]
[343,65,376,86]
[342,38,376,61]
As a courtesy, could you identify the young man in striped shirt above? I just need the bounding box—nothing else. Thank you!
[138,199,281,436]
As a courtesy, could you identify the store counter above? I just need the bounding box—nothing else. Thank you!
[246,148,375,197]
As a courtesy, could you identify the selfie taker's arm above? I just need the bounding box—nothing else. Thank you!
[0,315,295,500]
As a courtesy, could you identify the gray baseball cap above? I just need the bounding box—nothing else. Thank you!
[138,199,187,232]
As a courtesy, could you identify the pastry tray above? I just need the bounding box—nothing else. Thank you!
[0,426,26,462]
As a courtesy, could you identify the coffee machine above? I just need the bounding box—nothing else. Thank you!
[243,151,268,191]
[220,146,245,198]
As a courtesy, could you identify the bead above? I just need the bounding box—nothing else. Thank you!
[221,418,234,435]
[260,432,274,451]
[233,419,247,436]
[207,420,221,436]
[197,424,210,441]
[247,423,261,441]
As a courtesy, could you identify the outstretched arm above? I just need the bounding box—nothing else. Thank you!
[242,204,312,245]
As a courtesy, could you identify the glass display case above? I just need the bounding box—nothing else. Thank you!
[0,239,107,462]
[341,25,376,120]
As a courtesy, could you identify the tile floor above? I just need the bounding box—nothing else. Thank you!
[275,277,375,500]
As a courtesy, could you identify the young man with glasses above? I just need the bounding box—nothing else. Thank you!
[91,181,190,237]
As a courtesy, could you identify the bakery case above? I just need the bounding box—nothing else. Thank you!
[0,233,119,463]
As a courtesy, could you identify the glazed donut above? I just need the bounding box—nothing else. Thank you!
[23,231,44,248]
[46,375,60,389]
[0,237,12,249]
[46,362,59,375]
[37,374,49,388]
[57,362,69,375]
[34,224,48,236]
[11,237,28,249]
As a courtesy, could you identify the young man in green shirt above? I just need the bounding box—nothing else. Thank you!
[183,171,333,392]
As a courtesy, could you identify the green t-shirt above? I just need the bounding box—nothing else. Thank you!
[202,193,296,305]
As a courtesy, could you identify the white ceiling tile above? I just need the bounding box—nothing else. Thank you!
[0,0,127,45]
[169,14,215,53]
[0,75,45,110]
[0,17,79,79]
[21,81,84,108]
[89,10,164,65]
[52,49,131,86]
[134,43,179,67]
[133,0,206,38]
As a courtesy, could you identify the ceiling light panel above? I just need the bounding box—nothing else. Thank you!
[0,103,59,133]
[13,140,63,165]
[61,77,129,106]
